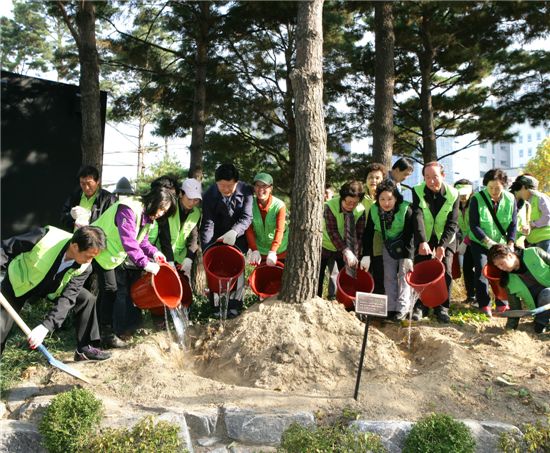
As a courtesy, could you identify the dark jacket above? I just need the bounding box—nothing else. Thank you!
[60,187,115,231]
[412,184,460,252]
[200,181,254,253]
[1,228,92,332]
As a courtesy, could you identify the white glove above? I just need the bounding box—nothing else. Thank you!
[343,249,358,268]
[457,242,467,255]
[28,324,49,349]
[247,249,262,265]
[70,206,86,220]
[360,256,371,271]
[266,251,278,266]
[218,229,238,246]
[153,251,166,263]
[181,257,193,277]
[403,258,414,273]
[144,262,160,275]
[483,237,497,249]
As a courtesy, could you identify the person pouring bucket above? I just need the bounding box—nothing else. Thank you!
[245,173,288,267]
[361,179,414,321]
[200,164,253,318]
[318,181,366,298]
[411,162,460,323]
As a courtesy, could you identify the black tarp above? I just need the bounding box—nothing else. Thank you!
[1,71,107,237]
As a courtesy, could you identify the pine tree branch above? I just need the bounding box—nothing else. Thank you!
[56,1,80,48]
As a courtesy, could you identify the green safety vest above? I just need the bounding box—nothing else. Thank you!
[361,194,383,256]
[527,191,550,244]
[414,182,458,242]
[252,196,289,255]
[468,189,515,248]
[169,205,201,263]
[458,205,470,237]
[505,247,550,310]
[370,200,410,240]
[7,226,90,299]
[322,196,365,252]
[79,191,97,211]
[92,198,149,270]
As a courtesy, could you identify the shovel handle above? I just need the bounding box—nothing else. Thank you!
[0,292,32,336]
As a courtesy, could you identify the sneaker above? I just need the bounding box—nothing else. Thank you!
[496,304,510,313]
[534,323,548,334]
[101,334,127,349]
[436,311,450,324]
[480,306,492,318]
[75,345,111,361]
[411,307,423,321]
[228,309,240,319]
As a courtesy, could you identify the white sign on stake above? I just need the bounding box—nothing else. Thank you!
[354,292,388,317]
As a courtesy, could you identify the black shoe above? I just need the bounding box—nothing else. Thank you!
[75,345,111,361]
[534,323,548,334]
[101,334,127,349]
[436,311,450,324]
[227,309,240,319]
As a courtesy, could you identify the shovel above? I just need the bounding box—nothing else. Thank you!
[0,293,91,384]
[494,303,550,319]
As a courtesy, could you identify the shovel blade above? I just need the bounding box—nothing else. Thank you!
[37,345,91,384]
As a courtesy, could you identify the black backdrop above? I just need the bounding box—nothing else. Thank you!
[1,71,107,237]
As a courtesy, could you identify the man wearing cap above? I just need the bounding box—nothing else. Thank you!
[245,173,289,267]
[60,165,115,232]
[156,178,202,274]
[201,164,253,317]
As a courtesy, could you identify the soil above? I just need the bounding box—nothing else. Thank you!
[33,296,550,426]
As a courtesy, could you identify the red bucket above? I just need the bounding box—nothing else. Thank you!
[336,268,374,310]
[482,264,508,300]
[405,259,447,308]
[131,263,183,310]
[203,244,245,293]
[149,271,192,316]
[248,262,284,299]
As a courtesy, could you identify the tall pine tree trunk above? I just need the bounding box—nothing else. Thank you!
[188,2,210,180]
[280,0,326,304]
[76,1,103,171]
[419,12,437,163]
[372,1,395,167]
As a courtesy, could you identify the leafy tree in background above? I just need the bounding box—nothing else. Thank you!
[524,138,550,194]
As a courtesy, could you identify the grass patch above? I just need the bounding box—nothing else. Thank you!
[499,418,550,453]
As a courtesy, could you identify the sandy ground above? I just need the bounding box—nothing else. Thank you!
[32,296,550,425]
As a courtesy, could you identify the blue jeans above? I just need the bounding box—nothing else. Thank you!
[532,239,550,254]
[536,288,550,328]
[470,242,506,309]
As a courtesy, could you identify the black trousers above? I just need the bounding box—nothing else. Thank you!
[93,261,117,330]
[318,254,344,298]
[0,277,100,352]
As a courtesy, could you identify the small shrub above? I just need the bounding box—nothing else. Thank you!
[403,413,475,453]
[83,416,183,453]
[499,419,550,453]
[39,387,103,453]
[279,422,386,453]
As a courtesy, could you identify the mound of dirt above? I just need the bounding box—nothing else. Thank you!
[193,297,409,392]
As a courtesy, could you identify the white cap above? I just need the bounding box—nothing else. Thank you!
[181,178,202,200]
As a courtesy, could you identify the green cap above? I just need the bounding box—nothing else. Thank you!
[253,172,273,186]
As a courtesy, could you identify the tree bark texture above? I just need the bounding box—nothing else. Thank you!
[280,0,326,304]
[188,2,210,181]
[372,1,395,167]
[76,0,103,172]
[419,11,437,163]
